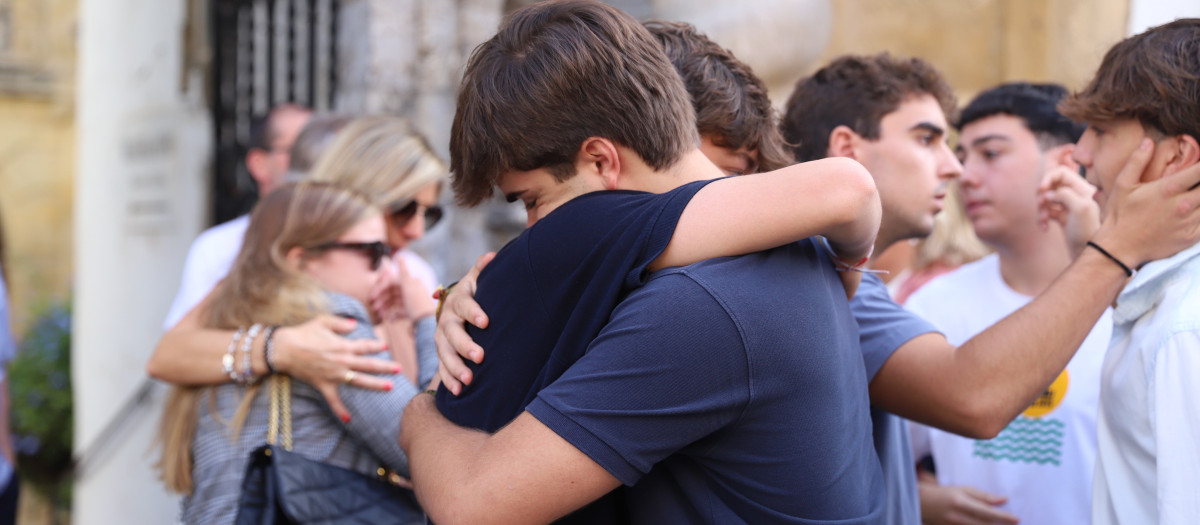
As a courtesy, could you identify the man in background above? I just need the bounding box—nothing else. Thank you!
[1045,18,1200,524]
[162,103,311,329]
[906,82,1107,525]
[779,52,1200,525]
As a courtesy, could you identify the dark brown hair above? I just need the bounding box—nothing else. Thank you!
[1059,18,1199,141]
[449,0,697,206]
[645,20,791,173]
[780,53,957,162]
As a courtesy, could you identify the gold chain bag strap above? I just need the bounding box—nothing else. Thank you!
[266,375,293,451]
[234,375,422,524]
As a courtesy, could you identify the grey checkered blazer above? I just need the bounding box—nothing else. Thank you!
[180,293,434,524]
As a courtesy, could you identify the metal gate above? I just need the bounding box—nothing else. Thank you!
[210,0,339,224]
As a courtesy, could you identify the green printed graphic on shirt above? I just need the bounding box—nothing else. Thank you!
[973,417,1064,466]
[972,369,1068,466]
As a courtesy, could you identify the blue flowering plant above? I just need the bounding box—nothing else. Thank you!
[9,301,72,507]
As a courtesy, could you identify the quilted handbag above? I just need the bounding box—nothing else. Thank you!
[234,375,423,525]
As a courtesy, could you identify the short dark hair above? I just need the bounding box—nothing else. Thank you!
[780,53,957,162]
[449,0,697,206]
[958,82,1084,147]
[645,20,790,173]
[247,103,312,152]
[1059,18,1199,142]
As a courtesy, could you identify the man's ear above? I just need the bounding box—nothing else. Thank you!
[577,137,622,190]
[1046,143,1079,171]
[1159,133,1200,179]
[246,149,272,189]
[827,125,861,160]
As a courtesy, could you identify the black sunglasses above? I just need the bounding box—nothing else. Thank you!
[310,241,393,271]
[389,200,444,230]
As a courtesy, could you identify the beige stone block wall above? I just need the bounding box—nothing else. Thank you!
[0,0,78,334]
[0,98,74,332]
[803,0,1129,102]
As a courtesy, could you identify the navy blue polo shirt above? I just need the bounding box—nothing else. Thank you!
[437,180,713,431]
[436,181,713,524]
[528,241,885,523]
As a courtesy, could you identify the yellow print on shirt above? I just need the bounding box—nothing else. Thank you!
[1023,369,1069,418]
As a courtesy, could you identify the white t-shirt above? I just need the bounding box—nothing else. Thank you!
[163,215,250,329]
[906,254,1111,525]
[163,215,439,329]
[1093,242,1200,525]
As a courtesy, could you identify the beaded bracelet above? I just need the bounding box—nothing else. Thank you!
[224,327,246,383]
[262,326,279,374]
[240,323,264,384]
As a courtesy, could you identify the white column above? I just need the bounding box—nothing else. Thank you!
[74,0,210,522]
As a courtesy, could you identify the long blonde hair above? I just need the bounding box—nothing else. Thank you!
[158,182,378,494]
[307,116,448,210]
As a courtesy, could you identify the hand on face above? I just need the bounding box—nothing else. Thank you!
[369,256,435,322]
[1091,138,1200,267]
[1038,164,1100,259]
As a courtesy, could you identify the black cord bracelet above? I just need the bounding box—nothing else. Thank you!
[263,326,279,374]
[1086,241,1135,277]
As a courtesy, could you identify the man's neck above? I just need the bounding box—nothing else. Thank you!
[619,148,725,194]
[992,225,1072,297]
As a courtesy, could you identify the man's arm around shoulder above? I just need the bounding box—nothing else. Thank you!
[871,147,1200,438]
[400,394,619,525]
[871,250,1126,438]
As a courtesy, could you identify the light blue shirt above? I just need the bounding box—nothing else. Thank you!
[1094,241,1200,525]
[0,265,16,487]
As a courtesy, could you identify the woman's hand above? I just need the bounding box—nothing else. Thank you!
[1038,165,1100,259]
[272,315,400,422]
[371,257,436,323]
[917,470,1019,525]
[435,252,495,395]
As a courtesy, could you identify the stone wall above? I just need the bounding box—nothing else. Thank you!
[0,0,77,334]
[810,0,1130,102]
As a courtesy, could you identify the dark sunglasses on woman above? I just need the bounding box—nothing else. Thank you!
[388,199,444,230]
[310,241,394,271]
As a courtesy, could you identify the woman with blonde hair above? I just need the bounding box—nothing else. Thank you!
[307,116,446,293]
[159,182,428,523]
[148,116,447,421]
[305,117,446,383]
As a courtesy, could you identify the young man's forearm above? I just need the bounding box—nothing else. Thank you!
[874,249,1127,437]
[400,394,493,523]
[401,394,621,524]
[146,303,271,384]
[655,157,879,270]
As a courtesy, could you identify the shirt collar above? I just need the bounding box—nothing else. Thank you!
[1113,241,1200,324]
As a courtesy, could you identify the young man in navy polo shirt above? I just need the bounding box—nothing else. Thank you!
[399,1,888,523]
